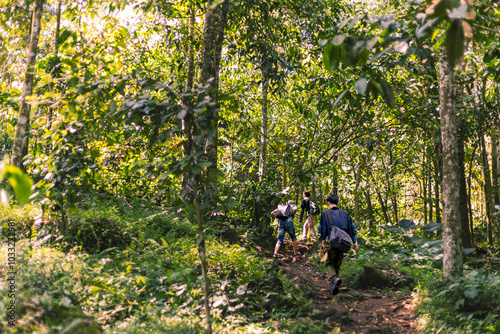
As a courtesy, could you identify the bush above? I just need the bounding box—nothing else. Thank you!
[415,269,500,333]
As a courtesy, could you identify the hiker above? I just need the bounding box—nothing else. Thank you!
[298,190,318,241]
[271,200,300,259]
[318,195,359,295]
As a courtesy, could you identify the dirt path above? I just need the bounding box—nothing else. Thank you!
[267,239,419,334]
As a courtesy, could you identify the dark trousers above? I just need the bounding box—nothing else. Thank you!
[326,248,344,279]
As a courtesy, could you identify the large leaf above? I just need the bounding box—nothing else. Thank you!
[0,162,33,206]
[354,78,368,94]
[398,219,417,229]
[446,19,465,68]
[464,287,478,299]
[422,222,443,232]
[411,234,428,244]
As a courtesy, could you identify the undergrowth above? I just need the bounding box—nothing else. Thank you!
[0,200,313,333]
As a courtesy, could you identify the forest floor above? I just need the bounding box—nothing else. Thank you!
[264,239,420,334]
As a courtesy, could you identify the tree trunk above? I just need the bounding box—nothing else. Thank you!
[428,144,434,223]
[468,144,477,245]
[193,176,212,334]
[199,0,228,207]
[423,150,428,224]
[11,0,45,168]
[481,135,497,246]
[181,8,197,203]
[439,52,463,280]
[258,73,269,181]
[377,191,389,224]
[365,189,374,229]
[492,134,499,206]
[458,128,472,248]
[282,152,286,190]
[46,0,62,129]
[432,129,442,224]
[354,162,363,223]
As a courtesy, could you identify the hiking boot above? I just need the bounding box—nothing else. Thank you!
[328,277,342,296]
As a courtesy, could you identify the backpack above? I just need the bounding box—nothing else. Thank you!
[325,210,352,252]
[309,199,320,215]
[275,204,292,220]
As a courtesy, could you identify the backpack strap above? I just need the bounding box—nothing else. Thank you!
[325,209,335,228]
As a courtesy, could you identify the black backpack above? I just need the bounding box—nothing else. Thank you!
[309,199,320,215]
[325,210,352,252]
[275,204,292,220]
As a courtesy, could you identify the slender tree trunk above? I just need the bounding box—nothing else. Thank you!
[468,144,476,245]
[433,129,442,224]
[193,176,212,334]
[439,52,463,279]
[429,151,434,222]
[199,0,228,207]
[354,162,363,223]
[377,191,389,224]
[481,135,496,246]
[282,152,286,190]
[181,8,197,203]
[423,150,428,224]
[47,0,61,129]
[492,134,499,206]
[366,190,374,229]
[258,73,269,181]
[11,0,45,168]
[458,128,472,248]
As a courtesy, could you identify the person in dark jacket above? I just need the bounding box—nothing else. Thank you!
[318,195,359,295]
[298,191,318,241]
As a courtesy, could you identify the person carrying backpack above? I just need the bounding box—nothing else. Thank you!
[271,200,300,259]
[318,195,359,296]
[298,191,320,241]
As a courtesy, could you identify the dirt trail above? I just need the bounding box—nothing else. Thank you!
[268,239,419,334]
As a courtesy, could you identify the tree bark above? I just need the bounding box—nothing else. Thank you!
[423,149,428,224]
[432,129,442,224]
[492,134,499,206]
[258,73,269,181]
[481,135,497,246]
[354,161,363,223]
[377,191,390,224]
[11,0,45,168]
[181,7,197,203]
[365,189,374,229]
[193,176,212,334]
[199,0,229,206]
[439,52,463,279]
[458,127,471,248]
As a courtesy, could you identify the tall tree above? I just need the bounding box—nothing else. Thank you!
[258,73,269,181]
[198,0,229,208]
[439,51,463,279]
[11,0,45,168]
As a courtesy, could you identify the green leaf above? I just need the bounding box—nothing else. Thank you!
[333,90,348,106]
[464,287,478,299]
[354,78,368,94]
[197,161,213,168]
[323,42,338,71]
[332,34,346,46]
[398,219,416,229]
[446,19,465,68]
[380,79,395,107]
[0,163,33,206]
[358,48,369,65]
[108,100,117,113]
